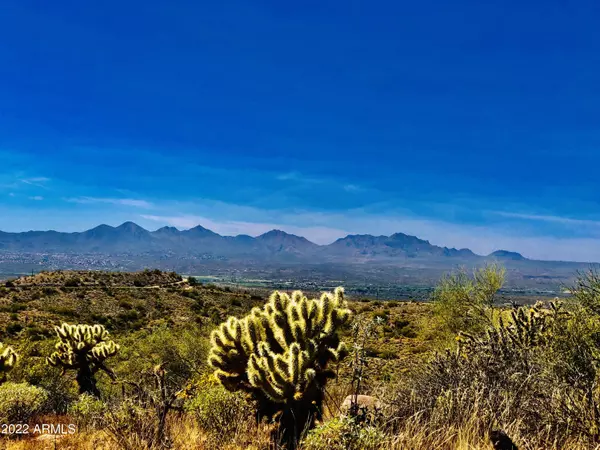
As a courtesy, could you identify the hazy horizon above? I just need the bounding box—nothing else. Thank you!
[2,218,599,264]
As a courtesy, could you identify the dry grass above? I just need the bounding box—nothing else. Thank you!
[4,399,600,450]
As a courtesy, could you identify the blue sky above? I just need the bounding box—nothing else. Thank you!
[1,0,600,261]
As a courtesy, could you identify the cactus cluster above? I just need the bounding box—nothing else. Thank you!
[457,301,566,357]
[47,323,119,396]
[0,343,18,383]
[208,287,351,448]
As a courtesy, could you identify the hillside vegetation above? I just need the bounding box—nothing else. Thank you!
[0,267,599,449]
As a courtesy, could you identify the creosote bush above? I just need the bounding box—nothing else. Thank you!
[208,287,351,448]
[431,264,505,338]
[184,374,251,443]
[302,416,388,450]
[68,393,107,429]
[47,323,120,397]
[0,382,49,424]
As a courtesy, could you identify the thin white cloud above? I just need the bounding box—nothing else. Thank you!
[65,197,154,209]
[21,177,51,189]
[275,172,366,193]
[276,171,326,184]
[343,184,363,192]
[491,210,600,226]
[28,196,44,201]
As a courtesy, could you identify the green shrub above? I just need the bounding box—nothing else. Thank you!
[184,375,251,438]
[0,382,48,423]
[11,340,78,413]
[1,302,27,313]
[64,277,81,287]
[68,394,106,429]
[431,264,505,337]
[302,417,387,450]
[5,322,23,335]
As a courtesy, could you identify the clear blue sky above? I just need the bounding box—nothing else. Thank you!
[1,0,600,261]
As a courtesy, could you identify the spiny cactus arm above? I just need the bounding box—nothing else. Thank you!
[315,293,333,332]
[47,350,79,369]
[248,354,286,402]
[269,310,295,350]
[48,323,119,369]
[254,310,284,353]
[0,343,18,375]
[287,304,308,345]
[249,353,308,402]
[269,291,291,313]
[214,369,246,391]
[89,340,120,363]
[316,290,351,338]
[54,323,112,350]
[327,341,349,362]
[242,315,261,354]
[325,307,351,335]
[289,343,302,385]
[208,315,256,384]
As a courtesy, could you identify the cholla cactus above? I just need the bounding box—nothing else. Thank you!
[0,343,18,383]
[47,323,119,397]
[208,287,351,448]
[457,301,567,359]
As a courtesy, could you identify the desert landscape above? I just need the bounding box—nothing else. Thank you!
[2,0,599,448]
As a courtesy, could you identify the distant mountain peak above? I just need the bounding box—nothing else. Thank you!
[258,229,316,243]
[184,225,219,236]
[489,250,526,260]
[256,229,318,253]
[259,229,296,238]
[90,224,114,231]
[389,232,431,245]
[116,221,147,232]
[154,226,179,234]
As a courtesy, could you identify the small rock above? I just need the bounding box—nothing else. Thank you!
[340,394,381,416]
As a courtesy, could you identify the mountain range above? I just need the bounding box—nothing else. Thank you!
[0,221,593,294]
[0,221,525,263]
